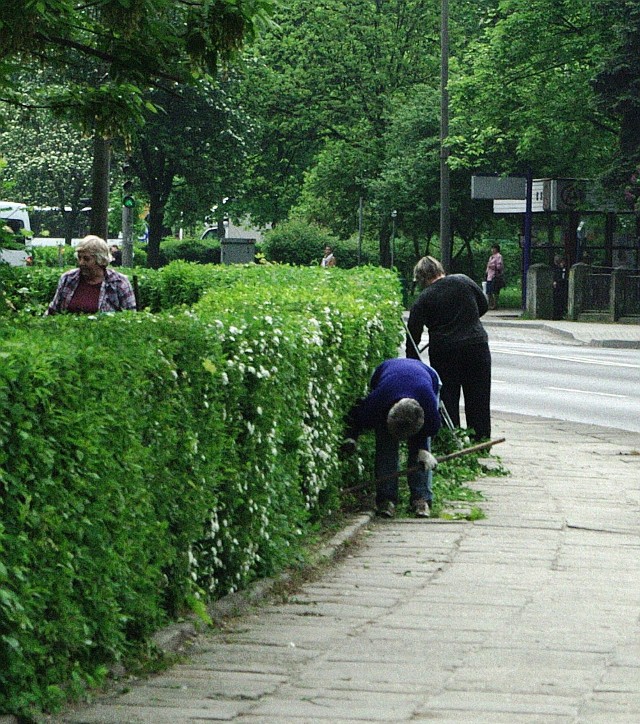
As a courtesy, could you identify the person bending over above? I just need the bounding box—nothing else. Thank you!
[342,357,441,518]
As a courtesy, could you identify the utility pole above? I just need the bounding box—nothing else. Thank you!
[440,0,452,270]
[390,210,397,268]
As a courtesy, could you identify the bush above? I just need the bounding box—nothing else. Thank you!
[0,263,404,717]
[262,219,339,266]
[27,242,148,269]
[159,236,221,266]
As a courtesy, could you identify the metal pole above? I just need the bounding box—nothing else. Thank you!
[522,167,533,308]
[390,209,397,268]
[121,204,134,267]
[440,0,452,271]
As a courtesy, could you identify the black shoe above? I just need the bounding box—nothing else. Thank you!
[377,500,395,518]
[413,498,431,518]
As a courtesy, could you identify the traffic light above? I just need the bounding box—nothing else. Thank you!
[122,163,135,208]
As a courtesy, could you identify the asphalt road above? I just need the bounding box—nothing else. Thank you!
[487,326,640,433]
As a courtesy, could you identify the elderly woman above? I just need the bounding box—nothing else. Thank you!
[406,255,491,441]
[46,235,137,315]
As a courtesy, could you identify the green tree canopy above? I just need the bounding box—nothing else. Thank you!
[0,103,93,243]
[449,0,617,180]
[127,78,250,267]
[0,0,274,135]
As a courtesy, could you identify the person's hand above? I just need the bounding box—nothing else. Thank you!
[339,438,357,458]
[417,449,438,471]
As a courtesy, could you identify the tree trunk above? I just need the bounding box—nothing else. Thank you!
[147,196,166,269]
[90,136,111,241]
[379,225,391,268]
[63,210,80,246]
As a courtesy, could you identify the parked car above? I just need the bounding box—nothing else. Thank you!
[0,201,32,266]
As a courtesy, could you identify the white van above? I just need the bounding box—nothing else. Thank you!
[0,201,32,266]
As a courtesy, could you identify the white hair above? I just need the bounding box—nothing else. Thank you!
[387,398,424,440]
[75,235,112,267]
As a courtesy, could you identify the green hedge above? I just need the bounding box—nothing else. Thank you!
[158,236,221,266]
[0,263,402,716]
[26,243,148,269]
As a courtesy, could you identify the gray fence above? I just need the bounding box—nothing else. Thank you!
[527,263,640,324]
[582,269,612,313]
[621,273,640,317]
[568,264,640,323]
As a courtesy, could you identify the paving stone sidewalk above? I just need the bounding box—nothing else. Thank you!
[55,412,640,724]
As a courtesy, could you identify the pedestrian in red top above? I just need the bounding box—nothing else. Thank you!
[485,243,504,310]
[46,235,136,315]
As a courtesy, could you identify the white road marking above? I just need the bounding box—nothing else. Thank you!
[546,386,627,399]
[492,347,640,369]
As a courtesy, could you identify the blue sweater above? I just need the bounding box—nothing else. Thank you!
[346,358,441,448]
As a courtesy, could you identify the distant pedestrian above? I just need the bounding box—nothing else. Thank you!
[552,255,568,320]
[46,235,136,315]
[407,255,491,441]
[485,243,505,310]
[320,245,336,268]
[341,358,441,518]
[110,244,123,267]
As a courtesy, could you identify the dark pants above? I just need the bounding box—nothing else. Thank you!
[374,425,432,507]
[429,342,492,441]
[553,285,568,320]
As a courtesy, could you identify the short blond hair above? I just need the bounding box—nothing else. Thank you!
[75,235,112,267]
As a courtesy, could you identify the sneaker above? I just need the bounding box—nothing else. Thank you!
[413,498,431,518]
[377,500,395,518]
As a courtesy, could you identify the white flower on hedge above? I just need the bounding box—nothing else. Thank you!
[246,421,255,434]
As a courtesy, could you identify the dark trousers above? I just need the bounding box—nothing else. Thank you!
[374,426,432,506]
[553,286,568,320]
[429,342,492,441]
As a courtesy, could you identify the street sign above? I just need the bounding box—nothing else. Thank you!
[471,175,527,200]
[493,180,547,213]
[492,179,595,213]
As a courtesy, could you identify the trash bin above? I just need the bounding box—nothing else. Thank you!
[220,238,256,265]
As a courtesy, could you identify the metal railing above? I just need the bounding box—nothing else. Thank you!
[583,268,612,312]
[621,273,640,317]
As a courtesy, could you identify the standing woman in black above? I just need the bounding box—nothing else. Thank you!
[406,256,492,441]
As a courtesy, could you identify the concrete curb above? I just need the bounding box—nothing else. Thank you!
[483,316,640,348]
[151,512,374,655]
[483,318,580,343]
